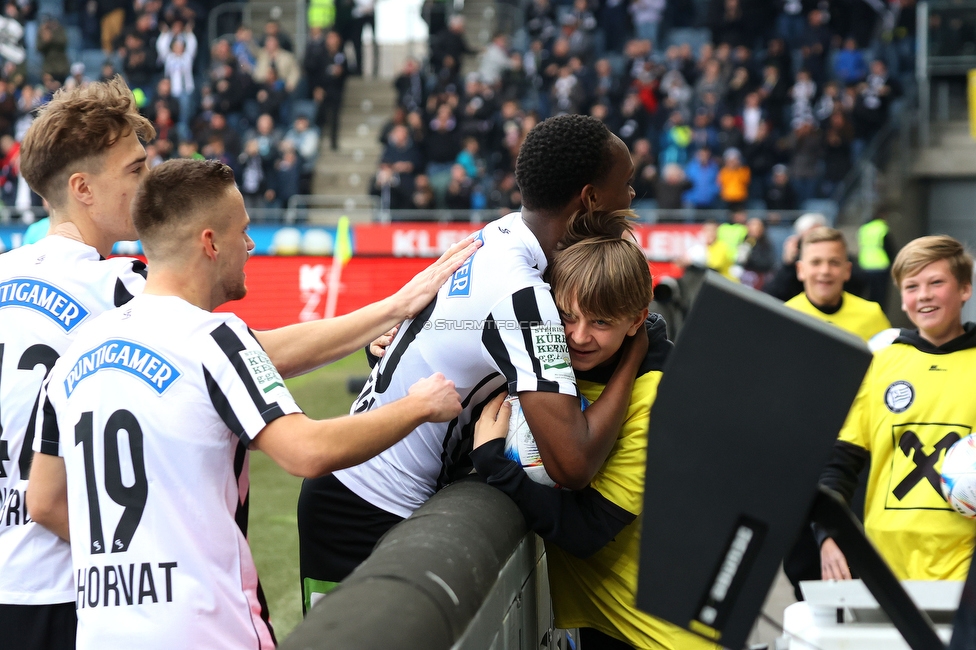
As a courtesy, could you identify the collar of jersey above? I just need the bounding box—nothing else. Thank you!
[895,322,976,355]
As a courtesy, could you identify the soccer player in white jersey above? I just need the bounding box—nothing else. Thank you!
[297,114,650,609]
[26,158,464,649]
[1,77,476,649]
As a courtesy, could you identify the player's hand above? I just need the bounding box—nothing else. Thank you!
[621,321,649,367]
[408,373,461,422]
[393,234,482,318]
[369,325,398,358]
[474,392,511,449]
[820,537,852,580]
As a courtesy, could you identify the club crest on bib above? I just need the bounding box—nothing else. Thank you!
[884,380,915,414]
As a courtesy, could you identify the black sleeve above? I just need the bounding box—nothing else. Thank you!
[883,232,899,267]
[470,439,636,558]
[813,440,870,546]
[365,345,380,368]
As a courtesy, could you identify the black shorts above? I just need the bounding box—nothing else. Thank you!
[0,602,76,650]
[297,474,403,614]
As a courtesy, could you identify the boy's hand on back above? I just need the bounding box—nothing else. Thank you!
[407,373,462,422]
[474,392,511,449]
[621,320,649,366]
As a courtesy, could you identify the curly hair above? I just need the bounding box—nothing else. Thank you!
[515,114,615,212]
[21,75,155,208]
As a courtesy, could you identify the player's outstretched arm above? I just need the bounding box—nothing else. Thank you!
[471,394,635,557]
[254,236,481,378]
[518,328,648,490]
[251,373,462,477]
[26,453,71,542]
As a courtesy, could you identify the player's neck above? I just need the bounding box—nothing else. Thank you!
[143,265,215,312]
[49,208,116,258]
[520,208,574,265]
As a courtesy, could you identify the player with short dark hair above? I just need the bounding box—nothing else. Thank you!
[26,158,465,649]
[472,208,716,650]
[297,114,647,610]
[818,235,976,581]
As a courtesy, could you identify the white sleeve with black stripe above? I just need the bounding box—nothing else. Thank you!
[203,318,302,446]
[481,285,577,396]
[32,375,63,458]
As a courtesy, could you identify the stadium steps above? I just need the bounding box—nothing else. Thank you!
[311,76,397,199]
[911,120,976,178]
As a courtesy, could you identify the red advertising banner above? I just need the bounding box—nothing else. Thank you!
[215,256,433,330]
[353,222,704,260]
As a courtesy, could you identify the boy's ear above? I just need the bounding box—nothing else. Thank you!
[627,307,649,336]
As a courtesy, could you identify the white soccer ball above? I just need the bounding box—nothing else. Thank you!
[940,435,976,518]
[503,395,557,487]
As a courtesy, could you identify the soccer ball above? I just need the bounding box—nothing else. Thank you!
[940,435,976,518]
[504,395,557,487]
[502,395,589,488]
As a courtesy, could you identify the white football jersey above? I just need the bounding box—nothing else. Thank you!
[35,294,301,649]
[337,212,578,517]
[0,236,145,605]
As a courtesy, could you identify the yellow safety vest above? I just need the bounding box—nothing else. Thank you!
[858,219,890,270]
[308,0,335,29]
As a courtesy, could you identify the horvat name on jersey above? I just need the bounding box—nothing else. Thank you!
[0,278,90,331]
[76,561,178,610]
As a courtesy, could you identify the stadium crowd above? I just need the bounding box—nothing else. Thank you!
[375,0,914,220]
[0,0,391,215]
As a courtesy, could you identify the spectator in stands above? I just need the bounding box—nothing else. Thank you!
[146,77,180,123]
[717,147,750,210]
[159,29,196,142]
[631,0,666,49]
[119,30,156,95]
[524,0,557,45]
[834,37,868,85]
[655,162,692,210]
[238,138,272,208]
[380,124,422,202]
[37,15,68,83]
[162,0,199,36]
[444,163,472,209]
[631,138,657,208]
[853,59,901,147]
[345,0,377,76]
[821,110,853,198]
[765,163,799,210]
[425,102,461,179]
[684,147,721,209]
[0,79,17,138]
[411,173,436,210]
[741,92,765,145]
[199,111,241,160]
[253,67,288,125]
[275,141,301,207]
[479,33,511,88]
[210,39,250,120]
[99,0,127,53]
[283,114,320,193]
[233,24,258,74]
[740,217,777,289]
[714,113,745,157]
[487,171,521,214]
[660,111,692,166]
[455,136,482,181]
[394,57,427,113]
[787,118,823,204]
[687,220,737,279]
[308,30,346,151]
[246,114,283,181]
[757,64,789,131]
[261,19,293,52]
[254,34,301,94]
[430,15,477,80]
